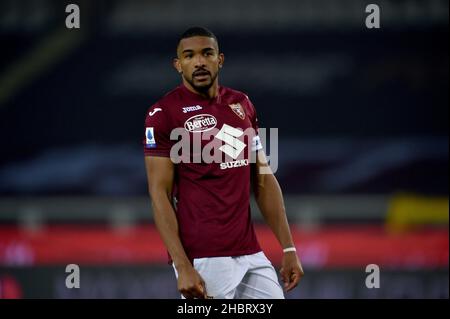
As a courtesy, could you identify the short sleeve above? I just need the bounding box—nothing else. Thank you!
[245,97,263,152]
[143,103,173,157]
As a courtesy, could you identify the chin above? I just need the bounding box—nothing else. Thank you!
[193,82,212,91]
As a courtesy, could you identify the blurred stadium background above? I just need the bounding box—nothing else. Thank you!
[0,0,448,298]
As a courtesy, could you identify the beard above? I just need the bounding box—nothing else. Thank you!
[184,70,219,93]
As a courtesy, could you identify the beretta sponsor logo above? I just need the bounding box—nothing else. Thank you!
[184,114,217,132]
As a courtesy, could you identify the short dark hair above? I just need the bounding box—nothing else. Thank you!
[177,26,218,48]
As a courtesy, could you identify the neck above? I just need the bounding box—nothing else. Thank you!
[183,79,219,99]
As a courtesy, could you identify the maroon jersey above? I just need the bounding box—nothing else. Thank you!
[143,84,262,261]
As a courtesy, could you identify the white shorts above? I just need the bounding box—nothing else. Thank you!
[173,251,285,299]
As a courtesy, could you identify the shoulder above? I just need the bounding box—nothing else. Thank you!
[220,86,250,103]
[148,86,185,112]
[145,86,187,122]
[145,87,185,129]
[220,86,257,117]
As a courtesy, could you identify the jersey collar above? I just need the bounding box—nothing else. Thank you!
[179,84,223,104]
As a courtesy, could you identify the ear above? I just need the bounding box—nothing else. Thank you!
[218,53,225,68]
[173,58,182,74]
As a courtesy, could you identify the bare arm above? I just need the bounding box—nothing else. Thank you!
[253,150,304,292]
[145,156,206,298]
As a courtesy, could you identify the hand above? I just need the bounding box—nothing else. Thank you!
[177,264,207,299]
[279,252,304,292]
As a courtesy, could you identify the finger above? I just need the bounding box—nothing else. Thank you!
[182,286,200,299]
[192,285,206,299]
[282,269,292,291]
[298,265,305,276]
[197,277,207,298]
[279,267,288,284]
[284,274,297,292]
[200,280,208,298]
[285,270,302,292]
[181,290,194,299]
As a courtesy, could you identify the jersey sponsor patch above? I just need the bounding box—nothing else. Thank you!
[251,135,263,151]
[184,114,217,132]
[215,124,246,159]
[145,127,156,148]
[220,159,249,170]
[182,105,203,113]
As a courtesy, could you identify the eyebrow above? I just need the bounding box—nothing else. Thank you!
[181,47,216,54]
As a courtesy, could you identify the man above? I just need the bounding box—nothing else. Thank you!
[143,27,303,299]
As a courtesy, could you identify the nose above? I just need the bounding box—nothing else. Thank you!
[194,54,206,68]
